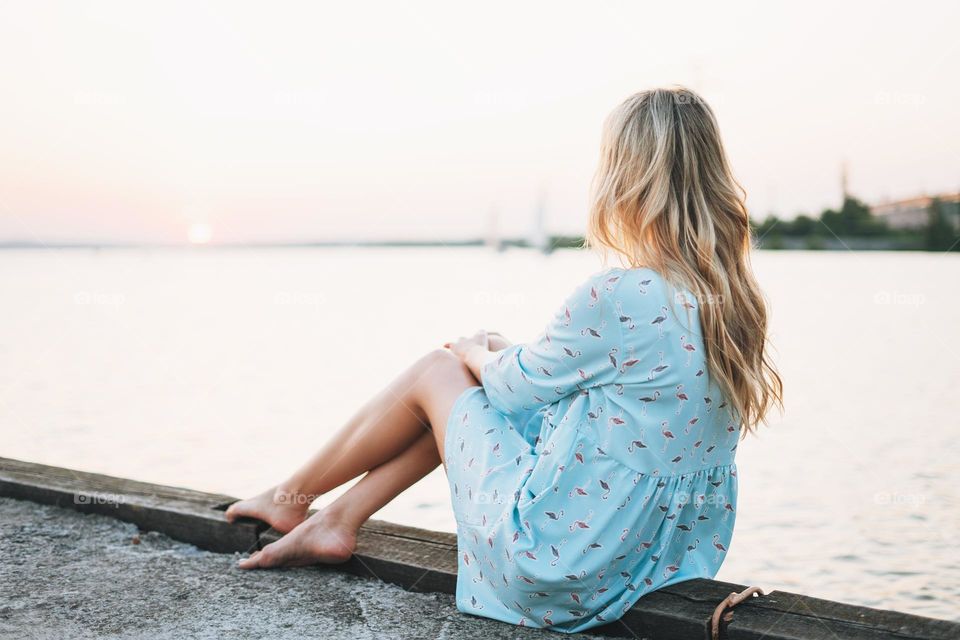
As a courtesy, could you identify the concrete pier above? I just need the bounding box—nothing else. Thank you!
[0,497,597,639]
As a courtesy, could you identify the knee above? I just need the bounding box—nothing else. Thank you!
[415,349,473,382]
[418,348,462,372]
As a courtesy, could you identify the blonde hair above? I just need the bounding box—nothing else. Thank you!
[587,87,782,433]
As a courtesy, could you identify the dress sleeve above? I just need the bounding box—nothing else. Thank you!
[481,271,625,423]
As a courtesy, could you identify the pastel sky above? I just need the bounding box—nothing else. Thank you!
[1,1,957,243]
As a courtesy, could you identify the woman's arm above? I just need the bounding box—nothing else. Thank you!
[447,272,630,423]
[478,272,628,421]
[460,343,498,382]
[447,331,498,382]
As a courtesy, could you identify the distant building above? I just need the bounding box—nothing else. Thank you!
[530,191,549,253]
[486,206,504,251]
[870,192,960,230]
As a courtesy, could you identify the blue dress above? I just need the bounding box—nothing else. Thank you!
[444,267,740,632]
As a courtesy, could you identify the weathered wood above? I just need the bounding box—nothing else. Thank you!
[722,590,960,640]
[1,457,956,640]
[596,579,741,639]
[361,518,458,547]
[0,457,263,553]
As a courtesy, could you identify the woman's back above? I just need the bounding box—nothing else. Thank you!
[446,267,741,631]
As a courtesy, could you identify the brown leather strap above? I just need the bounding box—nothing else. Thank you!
[711,586,765,640]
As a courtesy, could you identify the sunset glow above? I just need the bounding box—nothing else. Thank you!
[187,223,213,245]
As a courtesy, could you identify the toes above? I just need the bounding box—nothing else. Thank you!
[237,547,280,570]
[226,500,255,524]
[256,546,278,568]
[226,500,252,522]
[237,550,262,569]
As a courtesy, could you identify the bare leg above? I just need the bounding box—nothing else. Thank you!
[227,349,477,533]
[238,432,440,569]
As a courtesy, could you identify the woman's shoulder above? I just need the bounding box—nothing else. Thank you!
[589,266,673,308]
[598,265,666,284]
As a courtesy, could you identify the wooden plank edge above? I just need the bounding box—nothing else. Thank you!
[0,469,263,554]
[723,590,960,640]
[2,457,957,640]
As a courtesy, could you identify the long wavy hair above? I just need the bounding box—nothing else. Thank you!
[587,86,782,433]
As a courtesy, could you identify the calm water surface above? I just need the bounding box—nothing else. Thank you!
[2,247,957,620]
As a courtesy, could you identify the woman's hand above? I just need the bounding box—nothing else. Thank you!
[445,330,500,383]
[487,332,512,351]
[444,330,512,355]
[445,330,490,359]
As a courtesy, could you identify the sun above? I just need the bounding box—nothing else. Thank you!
[187,222,213,245]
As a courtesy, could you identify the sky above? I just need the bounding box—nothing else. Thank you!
[0,1,958,244]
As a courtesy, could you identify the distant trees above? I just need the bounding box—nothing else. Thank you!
[751,195,960,251]
[753,198,884,239]
[547,194,960,252]
[820,197,888,236]
[789,214,817,236]
[924,197,960,251]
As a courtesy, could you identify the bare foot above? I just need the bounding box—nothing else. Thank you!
[237,509,357,570]
[224,487,310,534]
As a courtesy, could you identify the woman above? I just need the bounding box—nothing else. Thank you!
[227,87,782,632]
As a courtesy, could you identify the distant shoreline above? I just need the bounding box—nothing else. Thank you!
[0,237,581,251]
[0,239,485,250]
[0,238,956,252]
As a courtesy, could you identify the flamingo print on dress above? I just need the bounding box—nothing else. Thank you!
[675,384,689,414]
[660,420,675,453]
[619,357,641,374]
[679,335,697,366]
[616,302,635,330]
[650,306,669,338]
[648,351,670,380]
[638,390,660,416]
[446,268,739,633]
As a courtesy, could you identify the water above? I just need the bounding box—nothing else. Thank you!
[1,247,957,620]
